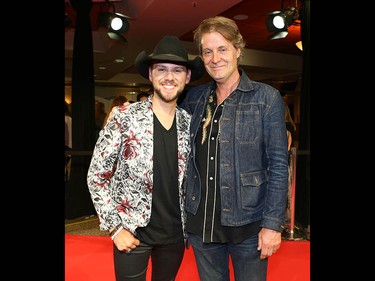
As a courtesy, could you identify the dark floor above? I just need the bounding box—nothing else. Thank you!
[65,215,106,236]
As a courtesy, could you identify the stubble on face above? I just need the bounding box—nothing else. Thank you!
[153,85,182,103]
[150,63,190,103]
[201,32,239,83]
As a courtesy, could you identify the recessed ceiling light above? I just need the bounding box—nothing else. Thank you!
[233,14,248,20]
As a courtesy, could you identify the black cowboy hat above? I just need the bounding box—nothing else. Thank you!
[134,35,205,82]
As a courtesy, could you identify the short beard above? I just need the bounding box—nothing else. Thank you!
[153,87,182,103]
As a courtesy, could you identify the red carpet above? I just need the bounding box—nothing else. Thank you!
[65,234,309,281]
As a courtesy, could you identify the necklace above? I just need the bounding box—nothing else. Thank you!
[201,91,215,145]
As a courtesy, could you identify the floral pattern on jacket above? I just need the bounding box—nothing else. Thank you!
[87,97,191,239]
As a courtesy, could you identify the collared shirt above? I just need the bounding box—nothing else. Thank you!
[186,91,260,243]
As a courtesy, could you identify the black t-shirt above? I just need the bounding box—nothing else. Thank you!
[136,114,183,245]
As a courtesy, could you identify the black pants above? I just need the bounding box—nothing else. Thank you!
[114,241,185,281]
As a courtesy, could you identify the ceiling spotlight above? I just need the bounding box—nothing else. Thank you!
[110,13,129,33]
[265,6,299,40]
[98,11,130,42]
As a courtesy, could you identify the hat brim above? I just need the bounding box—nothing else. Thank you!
[134,51,205,82]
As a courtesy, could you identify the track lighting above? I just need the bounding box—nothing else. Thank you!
[265,6,299,40]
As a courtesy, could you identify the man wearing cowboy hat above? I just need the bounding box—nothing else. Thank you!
[87,35,204,281]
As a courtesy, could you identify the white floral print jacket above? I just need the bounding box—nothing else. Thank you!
[87,97,191,239]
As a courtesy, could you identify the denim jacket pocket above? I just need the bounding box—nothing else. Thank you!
[240,170,268,209]
[235,109,260,144]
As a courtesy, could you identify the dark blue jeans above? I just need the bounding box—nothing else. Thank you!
[188,233,268,281]
[114,241,184,281]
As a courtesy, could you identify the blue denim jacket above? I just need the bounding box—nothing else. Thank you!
[181,69,289,232]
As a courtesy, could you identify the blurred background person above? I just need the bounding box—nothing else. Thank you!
[95,100,107,128]
[103,95,130,127]
[280,93,296,223]
[95,100,107,138]
[280,92,296,150]
[65,101,72,150]
[136,92,150,102]
[65,101,72,181]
